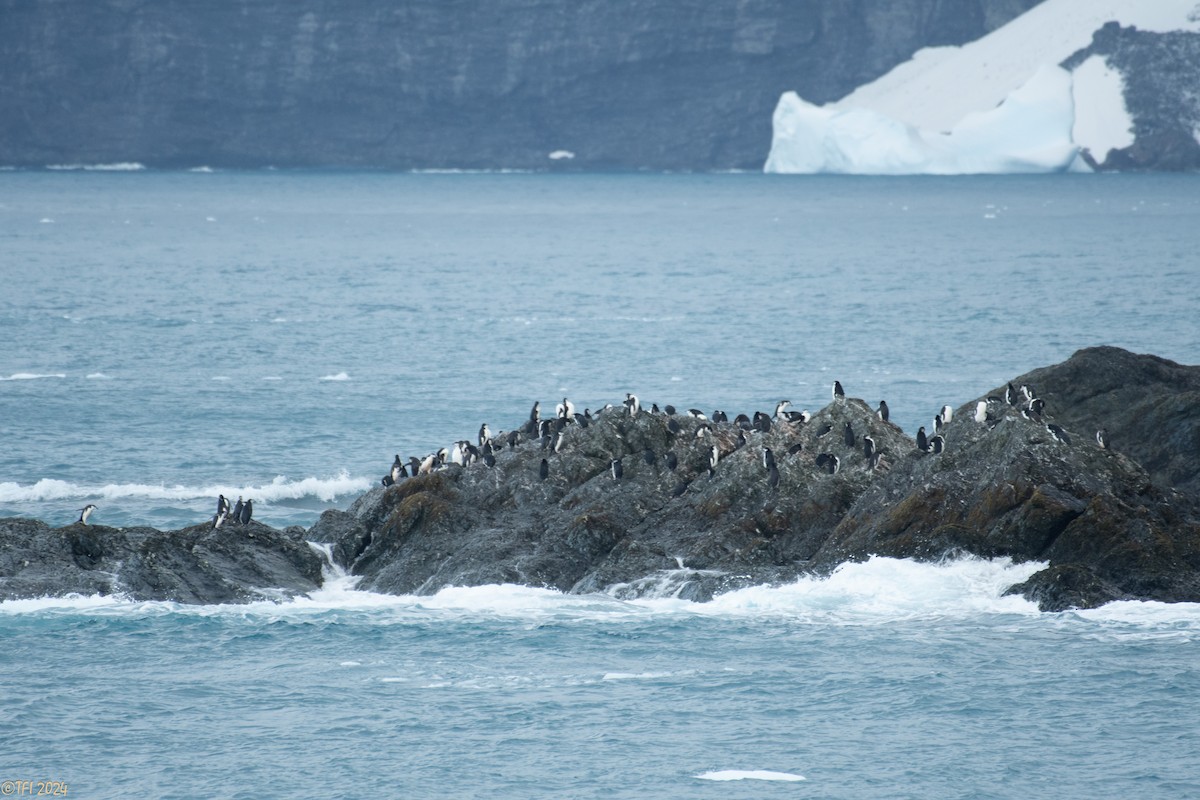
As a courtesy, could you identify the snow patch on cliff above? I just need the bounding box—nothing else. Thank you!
[765,0,1200,174]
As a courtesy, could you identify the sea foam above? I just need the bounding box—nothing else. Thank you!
[0,472,372,505]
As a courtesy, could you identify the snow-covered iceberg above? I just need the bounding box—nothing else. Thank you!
[763,0,1200,175]
[764,65,1079,175]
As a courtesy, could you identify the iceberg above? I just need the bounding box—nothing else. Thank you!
[763,0,1200,175]
[763,65,1079,175]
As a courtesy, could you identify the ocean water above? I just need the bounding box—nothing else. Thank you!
[2,172,1200,798]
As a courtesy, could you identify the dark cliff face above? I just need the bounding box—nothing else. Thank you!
[1064,23,1200,172]
[0,0,1039,169]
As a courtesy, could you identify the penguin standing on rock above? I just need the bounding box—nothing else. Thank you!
[1096,428,1109,449]
[843,422,855,448]
[833,381,845,400]
[916,427,929,453]
[232,496,244,523]
[478,424,491,447]
[877,400,889,422]
[610,458,623,481]
[762,447,776,471]
[708,445,720,477]
[78,504,97,526]
[539,458,550,481]
[863,435,876,460]
[239,499,253,526]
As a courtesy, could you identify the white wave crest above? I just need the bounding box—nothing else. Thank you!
[0,372,66,381]
[46,162,146,171]
[0,472,372,504]
[319,372,351,381]
[6,558,1200,631]
[697,770,806,782]
[85,372,112,380]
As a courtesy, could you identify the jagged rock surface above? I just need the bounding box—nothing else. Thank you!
[307,347,1200,611]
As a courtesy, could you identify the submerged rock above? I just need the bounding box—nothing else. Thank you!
[5,346,1199,610]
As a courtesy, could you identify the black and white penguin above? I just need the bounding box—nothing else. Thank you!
[539,458,549,481]
[933,414,944,435]
[930,435,945,454]
[688,409,707,420]
[664,405,677,416]
[762,447,776,471]
[868,451,882,471]
[643,448,656,467]
[708,444,720,476]
[408,456,422,476]
[877,400,890,423]
[381,475,395,487]
[843,421,855,448]
[775,400,791,419]
[239,499,253,526]
[916,427,929,452]
[768,465,780,489]
[78,504,97,526]
[815,423,833,438]
[672,481,688,498]
[484,452,496,468]
[665,451,678,471]
[667,418,682,436]
[610,458,623,481]
[507,430,521,449]
[1005,383,1017,406]
[863,435,876,460]
[833,381,845,400]
[232,496,244,522]
[756,413,772,433]
[213,507,228,529]
[530,401,541,424]
[1096,428,1108,449]
[784,411,807,424]
[556,397,574,419]
[419,454,436,475]
[574,412,590,429]
[1047,424,1071,445]
[391,455,404,484]
[651,403,661,414]
[713,410,728,424]
[695,424,712,439]
[1027,397,1046,418]
[551,430,565,453]
[735,413,753,430]
[940,405,953,424]
[787,442,804,456]
[218,494,230,517]
[479,424,491,447]
[624,393,640,417]
[974,401,989,424]
[1021,385,1036,404]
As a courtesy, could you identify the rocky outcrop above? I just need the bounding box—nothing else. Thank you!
[305,346,1200,611]
[1064,22,1200,172]
[0,0,1039,170]
[4,347,1198,610]
[0,518,323,604]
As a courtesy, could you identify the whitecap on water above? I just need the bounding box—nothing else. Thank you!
[696,770,805,782]
[319,372,351,381]
[0,372,66,381]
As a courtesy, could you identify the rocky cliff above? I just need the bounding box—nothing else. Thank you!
[0,0,1039,170]
[1065,22,1200,171]
[3,347,1198,611]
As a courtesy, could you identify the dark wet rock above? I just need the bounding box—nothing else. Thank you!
[0,518,323,604]
[4,347,1199,611]
[324,347,1200,612]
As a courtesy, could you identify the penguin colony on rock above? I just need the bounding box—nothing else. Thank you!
[373,379,1106,504]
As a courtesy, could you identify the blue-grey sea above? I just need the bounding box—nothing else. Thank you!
[2,171,1200,799]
